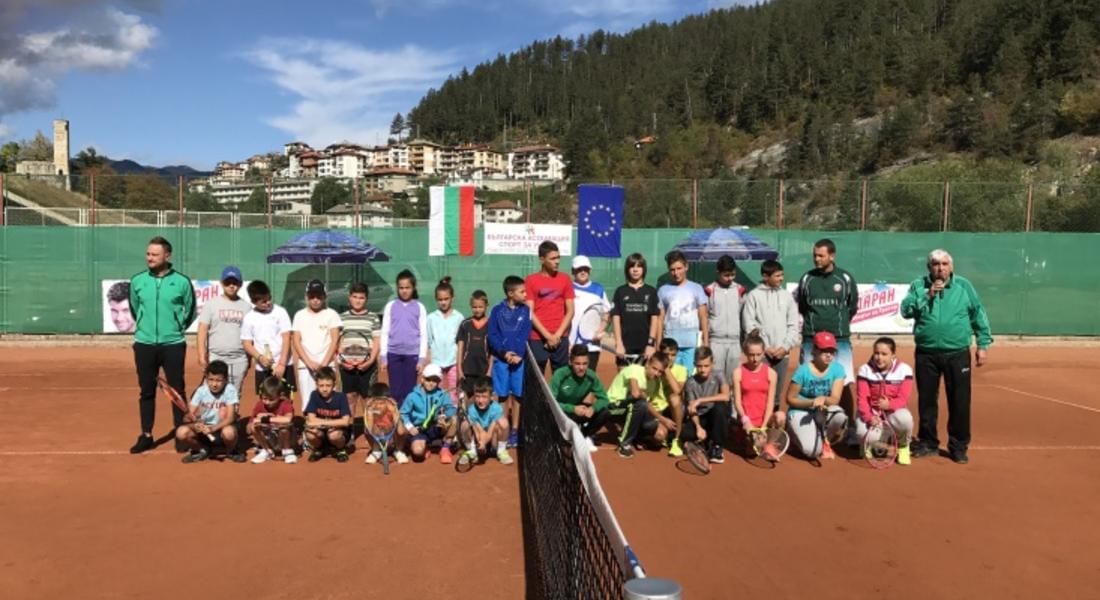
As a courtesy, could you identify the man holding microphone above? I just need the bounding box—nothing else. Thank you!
[901,249,992,464]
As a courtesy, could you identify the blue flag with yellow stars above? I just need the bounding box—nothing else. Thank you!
[577,184,624,258]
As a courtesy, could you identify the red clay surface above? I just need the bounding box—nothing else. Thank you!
[0,346,524,600]
[594,342,1100,599]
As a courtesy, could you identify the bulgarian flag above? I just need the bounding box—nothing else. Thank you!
[428,185,475,256]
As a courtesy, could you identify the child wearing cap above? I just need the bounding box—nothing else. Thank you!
[399,364,458,463]
[291,279,342,414]
[197,265,252,392]
[568,255,612,370]
[785,331,848,461]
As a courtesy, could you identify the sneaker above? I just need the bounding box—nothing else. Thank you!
[440,447,454,464]
[820,441,836,460]
[251,449,272,464]
[283,451,298,464]
[617,444,635,459]
[308,450,325,462]
[130,434,154,454]
[365,450,382,464]
[912,444,939,458]
[708,446,725,464]
[497,447,514,465]
[507,430,520,448]
[181,448,208,464]
[228,452,247,463]
[763,443,780,462]
[459,450,476,466]
[334,450,349,463]
[394,450,410,464]
[668,439,684,458]
[896,445,911,466]
[950,450,969,464]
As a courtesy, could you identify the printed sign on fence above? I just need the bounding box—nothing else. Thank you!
[787,282,914,334]
[102,279,251,334]
[483,223,573,256]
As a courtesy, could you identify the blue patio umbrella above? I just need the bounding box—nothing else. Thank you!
[670,228,779,262]
[266,229,390,264]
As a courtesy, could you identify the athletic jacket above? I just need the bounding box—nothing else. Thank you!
[487,301,532,361]
[740,283,801,350]
[900,274,993,353]
[795,266,859,340]
[704,281,745,341]
[129,265,195,345]
[550,366,610,414]
[856,360,913,424]
[399,385,456,430]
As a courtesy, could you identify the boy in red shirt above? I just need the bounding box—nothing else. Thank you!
[525,240,575,377]
[248,376,298,464]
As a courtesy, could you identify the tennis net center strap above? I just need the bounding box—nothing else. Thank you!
[519,349,648,600]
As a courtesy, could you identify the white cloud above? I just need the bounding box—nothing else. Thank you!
[0,8,157,118]
[0,122,13,140]
[244,37,460,147]
[538,0,676,19]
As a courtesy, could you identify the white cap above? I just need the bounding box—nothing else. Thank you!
[422,364,443,379]
[572,255,592,270]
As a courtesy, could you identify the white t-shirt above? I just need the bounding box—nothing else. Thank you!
[292,307,342,365]
[240,305,292,372]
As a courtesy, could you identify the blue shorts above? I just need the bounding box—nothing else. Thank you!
[492,360,524,398]
[674,347,696,376]
[800,339,855,385]
[411,425,447,444]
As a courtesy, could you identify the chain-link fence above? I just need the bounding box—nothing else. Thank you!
[4,173,1100,232]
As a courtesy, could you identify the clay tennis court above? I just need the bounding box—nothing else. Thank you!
[3,340,1099,599]
[594,340,1100,599]
[0,344,524,600]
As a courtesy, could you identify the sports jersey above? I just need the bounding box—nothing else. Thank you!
[795,266,859,339]
[550,366,610,413]
[291,307,342,364]
[524,271,574,341]
[304,391,351,420]
[657,280,708,349]
[250,398,294,418]
[569,281,611,351]
[607,364,647,404]
[241,304,292,371]
[738,364,773,426]
[189,383,240,426]
[647,363,688,413]
[198,295,252,358]
[455,317,490,376]
[487,301,531,360]
[610,283,659,353]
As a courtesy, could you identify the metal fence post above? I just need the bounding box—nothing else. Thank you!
[177,175,184,227]
[777,179,785,229]
[859,178,868,230]
[90,173,97,226]
[526,178,532,223]
[266,175,273,230]
[942,181,950,232]
[1025,183,1034,232]
[354,177,361,229]
[1,172,5,226]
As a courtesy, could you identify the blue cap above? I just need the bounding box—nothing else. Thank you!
[220,265,243,282]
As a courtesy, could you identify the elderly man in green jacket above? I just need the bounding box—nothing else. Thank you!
[901,249,992,465]
[128,236,196,454]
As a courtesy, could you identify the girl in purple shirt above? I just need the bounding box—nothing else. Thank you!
[380,270,428,407]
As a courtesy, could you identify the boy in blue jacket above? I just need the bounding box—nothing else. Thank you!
[400,364,458,463]
[488,275,532,448]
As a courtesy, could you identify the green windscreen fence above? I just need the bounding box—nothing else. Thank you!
[1,227,1097,336]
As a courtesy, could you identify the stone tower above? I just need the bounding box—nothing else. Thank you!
[53,119,70,178]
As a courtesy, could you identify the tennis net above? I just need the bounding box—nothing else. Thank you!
[519,351,646,600]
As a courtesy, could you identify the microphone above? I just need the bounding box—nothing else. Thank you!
[933,277,945,300]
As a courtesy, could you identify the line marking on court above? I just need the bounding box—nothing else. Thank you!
[978,384,1100,414]
[0,386,133,391]
[0,450,176,456]
[969,445,1100,451]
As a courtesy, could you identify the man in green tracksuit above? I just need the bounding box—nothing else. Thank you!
[549,345,611,452]
[128,236,196,454]
[901,249,992,464]
[796,239,860,440]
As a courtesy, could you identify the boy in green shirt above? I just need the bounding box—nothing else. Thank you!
[550,345,612,452]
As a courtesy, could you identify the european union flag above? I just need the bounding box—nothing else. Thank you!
[577,184,624,258]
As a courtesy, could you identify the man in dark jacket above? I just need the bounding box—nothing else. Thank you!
[129,236,196,454]
[901,249,992,464]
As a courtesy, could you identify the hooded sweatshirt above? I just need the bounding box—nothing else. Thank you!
[740,283,800,350]
[399,385,456,430]
[705,281,744,341]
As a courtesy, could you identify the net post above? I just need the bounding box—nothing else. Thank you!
[859,177,867,230]
[691,178,698,229]
[624,578,682,600]
[941,180,950,232]
[1025,183,1034,232]
[90,172,97,226]
[777,178,785,229]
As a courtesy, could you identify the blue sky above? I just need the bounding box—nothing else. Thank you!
[0,0,751,169]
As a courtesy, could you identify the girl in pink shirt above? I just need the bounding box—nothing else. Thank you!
[856,337,915,465]
[734,335,786,436]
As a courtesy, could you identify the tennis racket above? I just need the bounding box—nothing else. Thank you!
[338,330,372,369]
[813,405,847,459]
[862,408,898,469]
[750,426,790,463]
[157,376,215,443]
[682,440,710,474]
[365,398,398,475]
[454,392,475,473]
[576,304,607,347]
